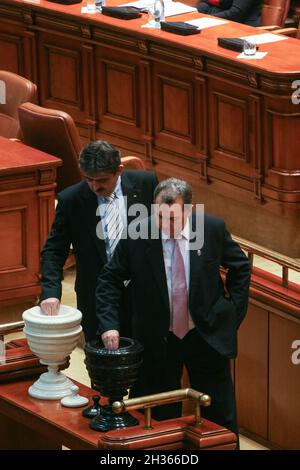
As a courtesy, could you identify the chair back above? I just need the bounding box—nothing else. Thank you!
[19,103,82,192]
[261,0,291,26]
[0,71,37,139]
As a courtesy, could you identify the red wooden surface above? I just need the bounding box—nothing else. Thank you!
[0,137,61,305]
[0,378,236,450]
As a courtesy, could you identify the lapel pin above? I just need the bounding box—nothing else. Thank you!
[197,249,201,256]
[133,194,137,198]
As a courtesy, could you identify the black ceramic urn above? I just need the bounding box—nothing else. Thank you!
[84,337,143,432]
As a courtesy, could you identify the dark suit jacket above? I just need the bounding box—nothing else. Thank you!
[198,0,262,26]
[96,213,251,361]
[40,170,158,340]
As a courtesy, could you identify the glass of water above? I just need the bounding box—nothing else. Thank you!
[86,0,97,13]
[145,2,156,28]
[243,38,257,56]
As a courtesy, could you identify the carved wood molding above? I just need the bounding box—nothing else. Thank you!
[37,190,55,251]
[0,4,22,22]
[247,72,258,88]
[93,28,137,50]
[150,44,194,67]
[82,44,96,119]
[22,8,34,26]
[250,272,300,320]
[35,14,80,35]
[81,25,91,40]
[193,56,205,71]
[140,59,153,164]
[137,40,148,55]
[260,76,297,95]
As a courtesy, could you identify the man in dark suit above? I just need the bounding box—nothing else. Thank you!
[96,177,251,438]
[196,0,262,26]
[40,140,158,341]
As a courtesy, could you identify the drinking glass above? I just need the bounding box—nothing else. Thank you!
[243,38,257,56]
[86,0,97,13]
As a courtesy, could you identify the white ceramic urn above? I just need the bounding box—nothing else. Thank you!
[22,305,82,400]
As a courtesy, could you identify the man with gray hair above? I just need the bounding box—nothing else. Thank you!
[40,140,158,341]
[96,177,251,440]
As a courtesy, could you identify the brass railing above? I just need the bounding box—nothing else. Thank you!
[0,320,24,362]
[113,388,211,430]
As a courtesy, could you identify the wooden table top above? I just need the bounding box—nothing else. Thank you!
[0,377,233,450]
[5,0,300,76]
[0,136,61,174]
[0,378,103,448]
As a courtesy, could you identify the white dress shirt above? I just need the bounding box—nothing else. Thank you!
[161,220,195,332]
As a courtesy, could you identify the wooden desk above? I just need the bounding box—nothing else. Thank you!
[0,378,236,450]
[1,0,300,254]
[0,137,61,306]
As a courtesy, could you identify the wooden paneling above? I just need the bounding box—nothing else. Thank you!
[208,79,255,178]
[159,77,192,138]
[95,46,141,141]
[269,313,300,449]
[0,192,38,292]
[235,303,269,440]
[263,96,300,196]
[153,62,197,159]
[0,206,26,271]
[37,32,92,126]
[0,137,60,305]
[267,111,300,171]
[0,28,24,75]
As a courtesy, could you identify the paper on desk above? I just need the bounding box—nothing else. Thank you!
[186,17,228,29]
[240,32,289,45]
[81,6,99,13]
[123,0,197,17]
[237,51,268,59]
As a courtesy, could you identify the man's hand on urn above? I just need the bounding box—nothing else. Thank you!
[101,330,120,350]
[40,298,60,316]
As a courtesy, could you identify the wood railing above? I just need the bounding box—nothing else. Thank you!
[233,235,300,289]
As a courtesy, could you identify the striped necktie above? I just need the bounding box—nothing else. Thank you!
[104,192,124,260]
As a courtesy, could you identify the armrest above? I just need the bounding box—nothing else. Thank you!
[257,25,280,31]
[272,27,298,37]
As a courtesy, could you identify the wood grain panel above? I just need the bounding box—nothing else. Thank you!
[153,62,197,159]
[0,32,23,74]
[46,44,81,106]
[106,64,136,121]
[0,137,59,304]
[216,97,246,158]
[269,313,300,449]
[95,46,141,140]
[235,303,269,439]
[160,77,191,138]
[38,32,87,122]
[267,110,300,171]
[0,206,26,271]
[0,192,38,292]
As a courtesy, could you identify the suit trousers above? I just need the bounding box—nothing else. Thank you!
[140,329,239,441]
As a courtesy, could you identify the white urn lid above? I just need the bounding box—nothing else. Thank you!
[22,305,82,328]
